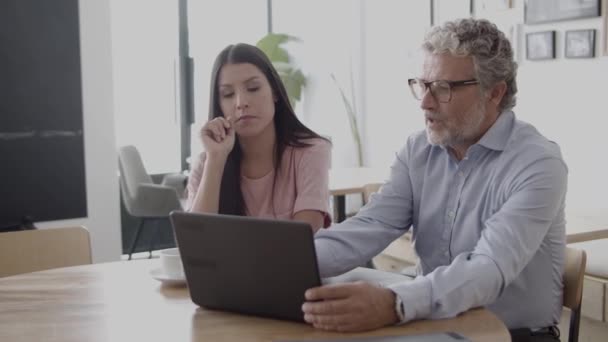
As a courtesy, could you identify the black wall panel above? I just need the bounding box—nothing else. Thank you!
[0,0,87,228]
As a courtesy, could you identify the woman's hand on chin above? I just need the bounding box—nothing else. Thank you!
[200,117,236,159]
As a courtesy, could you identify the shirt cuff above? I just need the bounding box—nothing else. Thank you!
[387,276,432,322]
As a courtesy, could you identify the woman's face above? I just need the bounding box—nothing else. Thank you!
[217,63,276,138]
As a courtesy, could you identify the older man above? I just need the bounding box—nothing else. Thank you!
[303,18,566,342]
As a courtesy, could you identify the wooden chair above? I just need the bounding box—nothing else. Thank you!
[567,229,608,323]
[0,226,92,278]
[362,182,382,204]
[563,246,587,342]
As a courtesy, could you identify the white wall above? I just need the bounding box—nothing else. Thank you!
[475,1,608,211]
[517,33,608,212]
[272,0,366,168]
[363,0,608,212]
[363,0,431,169]
[37,0,121,263]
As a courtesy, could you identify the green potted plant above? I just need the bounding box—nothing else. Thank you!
[256,33,307,108]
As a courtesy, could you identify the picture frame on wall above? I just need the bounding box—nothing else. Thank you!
[525,0,601,24]
[565,29,596,58]
[526,31,556,60]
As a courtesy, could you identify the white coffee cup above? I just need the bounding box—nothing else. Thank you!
[159,248,184,278]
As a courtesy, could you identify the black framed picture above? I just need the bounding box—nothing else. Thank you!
[526,31,556,60]
[565,29,596,58]
[525,0,601,24]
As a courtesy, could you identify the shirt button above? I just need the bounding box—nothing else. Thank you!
[458,171,464,177]
[447,211,455,218]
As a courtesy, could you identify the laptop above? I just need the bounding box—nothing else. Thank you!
[170,211,321,322]
[170,211,415,323]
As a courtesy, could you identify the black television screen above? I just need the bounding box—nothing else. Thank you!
[0,0,87,229]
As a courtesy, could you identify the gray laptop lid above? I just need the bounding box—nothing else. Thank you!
[170,211,321,322]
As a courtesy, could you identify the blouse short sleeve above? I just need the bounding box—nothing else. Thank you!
[293,139,332,227]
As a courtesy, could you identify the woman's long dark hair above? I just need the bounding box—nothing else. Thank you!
[208,43,328,215]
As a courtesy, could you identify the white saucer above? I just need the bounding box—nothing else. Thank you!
[150,268,187,286]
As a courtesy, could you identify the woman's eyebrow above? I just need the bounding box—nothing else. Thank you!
[220,76,260,88]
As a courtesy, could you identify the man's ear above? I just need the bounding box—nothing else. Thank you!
[488,81,507,107]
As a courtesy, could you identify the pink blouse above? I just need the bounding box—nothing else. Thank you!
[186,138,332,227]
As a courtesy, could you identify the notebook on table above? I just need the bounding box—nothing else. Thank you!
[274,332,471,342]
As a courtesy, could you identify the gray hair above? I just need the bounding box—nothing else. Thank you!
[422,18,517,112]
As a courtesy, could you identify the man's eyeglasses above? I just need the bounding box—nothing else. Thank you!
[408,78,479,103]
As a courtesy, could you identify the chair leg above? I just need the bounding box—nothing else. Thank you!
[334,195,346,222]
[569,307,581,342]
[148,219,160,258]
[128,218,146,260]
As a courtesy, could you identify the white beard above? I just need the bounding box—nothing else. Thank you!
[426,100,486,147]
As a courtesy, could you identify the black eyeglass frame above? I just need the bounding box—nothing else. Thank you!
[408,78,479,103]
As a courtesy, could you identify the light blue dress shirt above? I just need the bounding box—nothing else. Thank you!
[315,111,567,329]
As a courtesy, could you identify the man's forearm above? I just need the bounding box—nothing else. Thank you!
[387,253,503,322]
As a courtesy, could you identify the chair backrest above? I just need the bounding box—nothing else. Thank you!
[563,246,587,342]
[362,183,382,205]
[118,145,155,215]
[118,145,153,201]
[0,226,92,278]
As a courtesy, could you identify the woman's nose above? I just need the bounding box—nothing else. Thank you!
[235,92,249,110]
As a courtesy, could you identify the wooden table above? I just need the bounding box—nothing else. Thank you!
[566,209,608,243]
[329,167,388,222]
[0,260,510,342]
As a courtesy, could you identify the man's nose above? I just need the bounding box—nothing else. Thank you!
[420,88,437,111]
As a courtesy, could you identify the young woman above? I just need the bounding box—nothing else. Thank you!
[186,43,331,232]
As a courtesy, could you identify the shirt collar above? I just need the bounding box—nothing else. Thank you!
[476,110,514,152]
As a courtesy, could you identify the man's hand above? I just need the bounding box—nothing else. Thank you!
[301,281,399,332]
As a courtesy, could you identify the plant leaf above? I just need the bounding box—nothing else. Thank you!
[331,73,364,166]
[256,33,299,63]
[256,33,306,108]
[283,73,302,102]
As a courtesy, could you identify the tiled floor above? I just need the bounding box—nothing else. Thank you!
[558,309,608,342]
